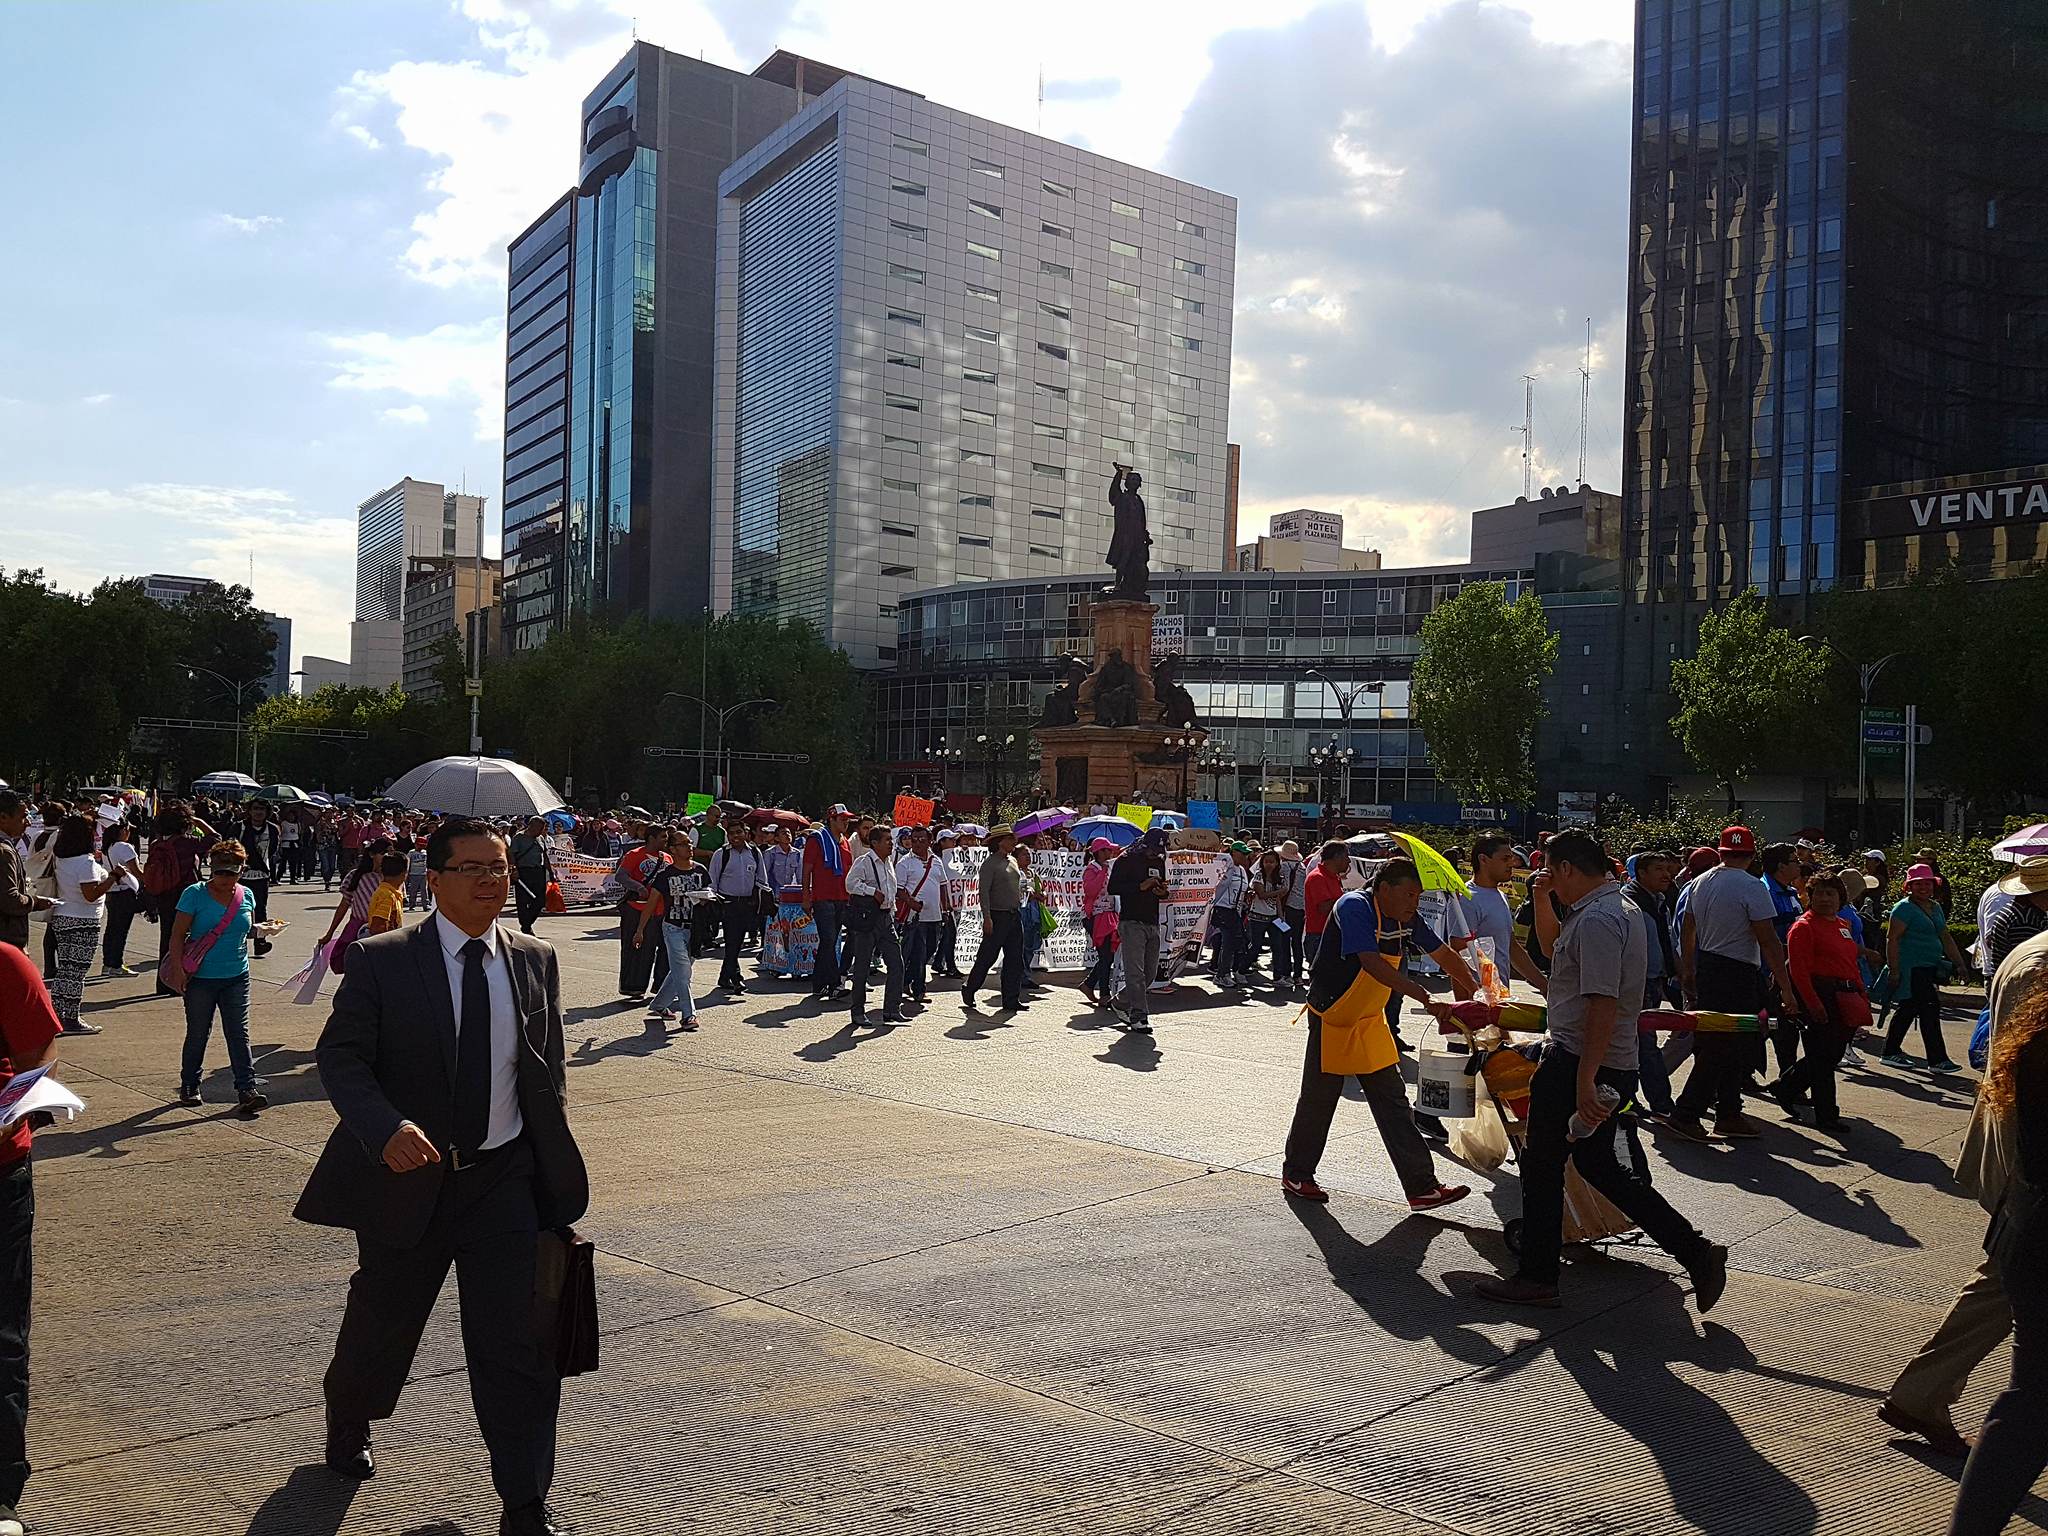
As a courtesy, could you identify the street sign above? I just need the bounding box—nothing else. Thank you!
[464,679,483,697]
[1914,724,1934,746]
[1862,706,1905,758]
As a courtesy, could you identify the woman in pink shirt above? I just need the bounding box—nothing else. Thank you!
[1081,838,1119,1008]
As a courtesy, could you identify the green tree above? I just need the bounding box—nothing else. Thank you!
[1411,580,1559,806]
[1669,589,1829,811]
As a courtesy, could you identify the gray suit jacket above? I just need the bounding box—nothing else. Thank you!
[0,841,33,950]
[294,919,589,1248]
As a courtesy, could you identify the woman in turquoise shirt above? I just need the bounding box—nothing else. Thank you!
[1882,861,1968,1072]
[166,839,268,1114]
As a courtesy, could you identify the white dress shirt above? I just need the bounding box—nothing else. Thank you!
[844,848,898,905]
[893,851,945,921]
[434,913,523,1150]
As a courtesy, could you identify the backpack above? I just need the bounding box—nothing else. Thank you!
[142,837,182,898]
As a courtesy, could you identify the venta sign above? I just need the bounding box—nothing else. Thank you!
[1855,473,2048,540]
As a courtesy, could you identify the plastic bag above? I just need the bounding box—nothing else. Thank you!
[285,945,331,1005]
[1970,1007,1992,1071]
[1447,1072,1512,1171]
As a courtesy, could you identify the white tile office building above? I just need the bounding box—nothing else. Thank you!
[710,75,1236,668]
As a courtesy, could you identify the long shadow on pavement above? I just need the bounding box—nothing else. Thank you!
[1647,1127,1924,1247]
[245,1465,360,1536]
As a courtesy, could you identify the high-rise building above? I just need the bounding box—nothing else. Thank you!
[500,48,821,649]
[403,557,504,699]
[709,73,1236,668]
[261,614,291,701]
[1621,0,2048,722]
[352,477,483,688]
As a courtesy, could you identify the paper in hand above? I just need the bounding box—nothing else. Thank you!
[0,1065,86,1127]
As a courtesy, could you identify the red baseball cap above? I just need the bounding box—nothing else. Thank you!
[1719,825,1757,855]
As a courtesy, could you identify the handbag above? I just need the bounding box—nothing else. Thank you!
[156,884,243,991]
[1037,902,1059,939]
[544,880,566,914]
[533,1225,599,1377]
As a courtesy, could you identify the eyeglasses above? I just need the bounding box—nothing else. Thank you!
[439,861,511,880]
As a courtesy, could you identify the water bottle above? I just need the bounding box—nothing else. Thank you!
[1567,1083,1621,1142]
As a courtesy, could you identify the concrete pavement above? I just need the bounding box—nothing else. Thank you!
[23,884,2043,1535]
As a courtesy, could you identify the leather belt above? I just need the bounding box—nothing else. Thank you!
[448,1139,515,1172]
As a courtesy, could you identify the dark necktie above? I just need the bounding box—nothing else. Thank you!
[455,938,493,1156]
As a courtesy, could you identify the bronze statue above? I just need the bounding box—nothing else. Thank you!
[1104,464,1151,600]
[1037,654,1089,727]
[1088,647,1141,728]
[1151,653,1200,728]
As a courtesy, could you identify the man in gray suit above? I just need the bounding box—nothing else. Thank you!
[295,817,587,1536]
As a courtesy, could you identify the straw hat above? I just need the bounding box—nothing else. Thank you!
[1996,855,2048,898]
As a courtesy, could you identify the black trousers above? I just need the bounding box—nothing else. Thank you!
[1950,1239,2048,1535]
[513,876,546,936]
[1514,1044,1709,1289]
[1780,1017,1851,1122]
[1281,1016,1437,1199]
[323,1141,558,1509]
[617,904,667,995]
[102,888,141,968]
[1885,965,1949,1063]
[717,902,751,990]
[963,909,1026,1006]
[810,900,844,994]
[1676,950,1763,1119]
[246,878,270,924]
[0,1159,32,1510]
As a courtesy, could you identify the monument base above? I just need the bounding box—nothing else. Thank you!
[1036,724,1201,809]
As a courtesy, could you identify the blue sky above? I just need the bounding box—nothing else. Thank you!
[1,0,1632,669]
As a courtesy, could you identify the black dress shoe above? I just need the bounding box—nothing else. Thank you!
[324,1412,374,1480]
[501,1499,569,1535]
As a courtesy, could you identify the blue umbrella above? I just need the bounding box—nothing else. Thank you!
[544,808,577,833]
[1069,814,1144,848]
[1149,811,1189,832]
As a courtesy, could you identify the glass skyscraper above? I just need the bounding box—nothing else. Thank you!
[1620,0,2048,720]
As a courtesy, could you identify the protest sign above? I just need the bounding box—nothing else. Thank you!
[1116,802,1154,830]
[685,792,715,815]
[1163,850,1229,981]
[1186,800,1220,830]
[892,793,934,827]
[942,846,988,970]
[545,834,621,907]
[1031,849,1090,972]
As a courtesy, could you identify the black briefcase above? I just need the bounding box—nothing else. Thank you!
[534,1226,599,1377]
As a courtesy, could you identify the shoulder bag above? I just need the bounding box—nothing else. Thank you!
[843,853,882,935]
[896,855,936,925]
[157,884,244,991]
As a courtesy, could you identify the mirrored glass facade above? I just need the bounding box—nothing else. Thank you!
[501,194,575,653]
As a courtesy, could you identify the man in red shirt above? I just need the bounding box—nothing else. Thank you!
[0,942,61,1535]
[1303,841,1350,966]
[802,805,855,1000]
[614,826,672,1001]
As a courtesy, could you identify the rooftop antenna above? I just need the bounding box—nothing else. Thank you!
[1577,317,1592,489]
[1516,373,1536,499]
[1037,63,1044,132]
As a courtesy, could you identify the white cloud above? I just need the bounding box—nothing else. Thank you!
[80,393,114,407]
[0,483,358,665]
[325,320,505,441]
[380,404,431,425]
[343,123,384,150]
[215,213,282,235]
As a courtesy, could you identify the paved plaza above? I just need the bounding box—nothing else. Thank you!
[26,887,2046,1535]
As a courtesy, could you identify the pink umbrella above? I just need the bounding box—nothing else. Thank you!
[1993,823,2048,862]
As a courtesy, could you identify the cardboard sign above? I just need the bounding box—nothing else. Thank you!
[685,792,715,815]
[1187,800,1221,830]
[893,793,935,827]
[1116,802,1154,830]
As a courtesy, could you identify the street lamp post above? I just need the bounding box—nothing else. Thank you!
[1197,743,1236,804]
[1304,668,1386,723]
[975,732,1016,810]
[1162,733,1203,806]
[1309,741,1356,836]
[1800,640,1902,846]
[657,692,777,797]
[180,662,258,778]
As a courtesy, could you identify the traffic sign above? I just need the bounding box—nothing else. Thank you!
[1862,707,1904,758]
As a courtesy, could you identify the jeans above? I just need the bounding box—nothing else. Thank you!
[181,972,256,1095]
[1118,920,1162,1020]
[935,913,959,974]
[1277,908,1306,983]
[1281,1015,1438,1199]
[1885,965,1949,1062]
[963,909,1026,1007]
[810,900,844,993]
[1241,915,1273,975]
[1636,980,1676,1114]
[648,923,695,1020]
[1208,907,1243,978]
[320,844,339,888]
[102,888,141,970]
[0,1159,32,1510]
[848,916,904,1021]
[1676,950,1764,1120]
[1514,1043,1710,1289]
[1781,985,1869,1122]
[902,919,941,998]
[1086,936,1116,997]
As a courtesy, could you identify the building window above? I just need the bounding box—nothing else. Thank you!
[889,220,927,239]
[886,309,923,327]
[1171,486,1196,502]
[885,393,920,412]
[883,434,919,453]
[970,158,1004,179]
[887,352,922,369]
[1103,436,1134,456]
[1042,178,1073,198]
[881,563,917,578]
[878,604,897,617]
[888,263,924,284]
[1175,218,1204,236]
[961,407,996,426]
[891,179,926,196]
[882,477,919,493]
[1168,410,1197,428]
[1173,257,1205,276]
[1033,462,1066,479]
[1031,506,1063,520]
[881,522,917,536]
[1171,295,1203,314]
[1041,220,1072,238]
[1038,300,1070,321]
[1029,544,1061,559]
[893,135,928,156]
[1172,335,1201,351]
[1169,370,1200,391]
[1109,238,1140,258]
[964,325,999,345]
[1104,356,1134,377]
[1321,588,1336,605]
[966,282,1000,304]
[1040,259,1073,279]
[1108,317,1138,338]
[963,366,997,384]
[1108,277,1138,297]
[969,199,1002,220]
[1037,341,1069,361]
[960,494,994,508]
[1268,637,1286,653]
[1035,381,1068,401]
[1111,198,1141,218]
[967,239,1000,261]
[958,534,992,548]
[960,448,994,465]
[1034,421,1068,440]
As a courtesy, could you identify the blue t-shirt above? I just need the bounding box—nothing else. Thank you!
[175,881,254,979]
[1330,888,1443,960]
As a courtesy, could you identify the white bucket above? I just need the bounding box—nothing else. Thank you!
[1415,1043,1477,1118]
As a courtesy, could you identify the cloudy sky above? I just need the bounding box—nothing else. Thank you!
[0,0,1632,668]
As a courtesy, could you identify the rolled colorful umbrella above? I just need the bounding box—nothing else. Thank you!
[1390,831,1473,897]
[1992,823,2048,862]
[1446,1000,1762,1035]
[1014,806,1079,838]
[1068,814,1144,848]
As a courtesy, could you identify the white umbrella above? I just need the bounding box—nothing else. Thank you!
[382,755,566,818]
[193,771,259,789]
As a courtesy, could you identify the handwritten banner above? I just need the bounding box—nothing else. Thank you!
[1116,802,1154,830]
[892,793,935,827]
[685,792,715,815]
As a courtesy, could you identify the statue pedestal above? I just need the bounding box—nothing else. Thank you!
[1034,596,1205,807]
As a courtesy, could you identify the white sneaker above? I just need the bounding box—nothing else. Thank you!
[0,1510,24,1536]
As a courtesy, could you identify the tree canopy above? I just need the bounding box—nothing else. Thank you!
[1668,589,1829,811]
[1411,580,1559,806]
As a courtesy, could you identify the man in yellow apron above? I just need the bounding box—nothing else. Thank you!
[1281,858,1474,1211]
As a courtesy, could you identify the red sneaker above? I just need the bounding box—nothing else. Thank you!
[1408,1184,1471,1213]
[1281,1176,1330,1203]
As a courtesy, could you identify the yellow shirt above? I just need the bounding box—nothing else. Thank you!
[367,882,405,929]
